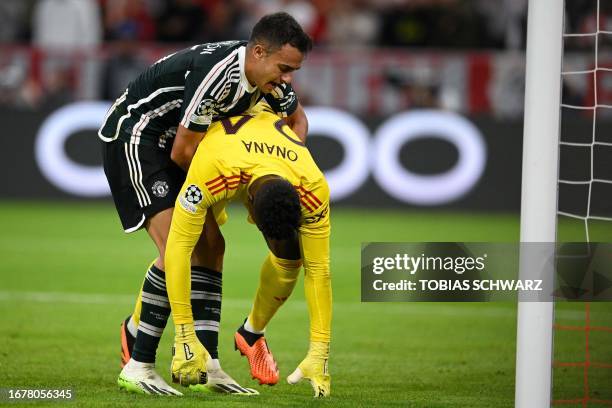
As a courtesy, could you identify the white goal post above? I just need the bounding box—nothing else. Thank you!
[515,0,564,407]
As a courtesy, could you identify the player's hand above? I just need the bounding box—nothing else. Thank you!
[287,341,330,397]
[171,323,210,386]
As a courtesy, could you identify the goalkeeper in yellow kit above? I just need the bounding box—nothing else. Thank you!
[165,104,332,397]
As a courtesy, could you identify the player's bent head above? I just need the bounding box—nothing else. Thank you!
[249,12,312,55]
[252,177,301,240]
[247,12,311,93]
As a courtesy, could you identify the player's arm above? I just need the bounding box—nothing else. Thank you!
[287,181,332,397]
[165,164,215,386]
[299,180,332,343]
[300,221,331,344]
[284,102,308,142]
[170,125,206,171]
[174,64,220,171]
[166,188,208,324]
[264,83,308,142]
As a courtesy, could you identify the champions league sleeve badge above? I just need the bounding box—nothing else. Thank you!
[179,184,203,213]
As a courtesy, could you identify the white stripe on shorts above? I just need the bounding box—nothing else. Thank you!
[124,143,150,207]
[132,144,151,205]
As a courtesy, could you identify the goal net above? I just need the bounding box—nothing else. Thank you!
[553,0,612,405]
[517,1,612,406]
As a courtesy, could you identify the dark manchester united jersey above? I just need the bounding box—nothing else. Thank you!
[98,40,299,149]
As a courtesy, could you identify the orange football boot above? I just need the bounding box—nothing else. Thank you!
[234,331,279,385]
[120,317,135,368]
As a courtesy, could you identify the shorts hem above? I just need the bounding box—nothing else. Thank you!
[124,214,146,233]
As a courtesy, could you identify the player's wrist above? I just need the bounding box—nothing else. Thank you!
[307,341,330,359]
[174,322,197,341]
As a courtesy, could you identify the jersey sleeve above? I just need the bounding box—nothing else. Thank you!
[165,159,220,324]
[179,44,240,132]
[179,67,219,133]
[263,83,299,117]
[298,179,332,343]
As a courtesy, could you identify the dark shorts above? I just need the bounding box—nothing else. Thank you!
[102,140,186,233]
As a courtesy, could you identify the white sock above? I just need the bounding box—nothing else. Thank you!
[126,358,154,369]
[207,358,221,370]
[244,317,265,334]
[127,316,138,338]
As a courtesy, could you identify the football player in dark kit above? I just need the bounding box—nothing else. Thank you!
[98,12,312,396]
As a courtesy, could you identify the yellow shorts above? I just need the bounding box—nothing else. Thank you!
[208,195,255,227]
[210,201,229,226]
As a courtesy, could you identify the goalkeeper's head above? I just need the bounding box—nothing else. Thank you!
[249,176,302,240]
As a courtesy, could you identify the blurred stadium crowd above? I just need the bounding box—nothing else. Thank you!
[1,0,532,49]
[0,0,606,113]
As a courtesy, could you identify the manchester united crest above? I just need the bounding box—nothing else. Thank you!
[151,180,169,198]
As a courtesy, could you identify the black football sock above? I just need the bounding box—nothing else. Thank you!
[131,265,170,363]
[191,266,222,359]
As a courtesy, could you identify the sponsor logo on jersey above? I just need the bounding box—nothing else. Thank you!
[158,127,177,149]
[304,204,329,224]
[179,184,203,213]
[151,180,169,198]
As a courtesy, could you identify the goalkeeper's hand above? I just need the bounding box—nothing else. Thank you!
[287,341,330,397]
[171,323,210,387]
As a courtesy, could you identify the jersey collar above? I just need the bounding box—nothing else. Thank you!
[238,46,257,93]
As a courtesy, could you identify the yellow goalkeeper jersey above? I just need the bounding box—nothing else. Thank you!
[165,105,332,342]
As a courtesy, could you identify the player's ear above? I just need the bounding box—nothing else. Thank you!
[252,43,267,60]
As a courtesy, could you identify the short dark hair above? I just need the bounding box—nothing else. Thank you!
[249,12,313,54]
[253,178,302,240]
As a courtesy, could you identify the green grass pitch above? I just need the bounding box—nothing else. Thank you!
[0,202,610,407]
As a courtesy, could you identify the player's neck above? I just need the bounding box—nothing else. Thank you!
[243,48,258,88]
[248,175,283,201]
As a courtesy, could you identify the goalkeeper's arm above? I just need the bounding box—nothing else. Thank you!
[165,185,210,386]
[300,230,332,343]
[287,208,332,397]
